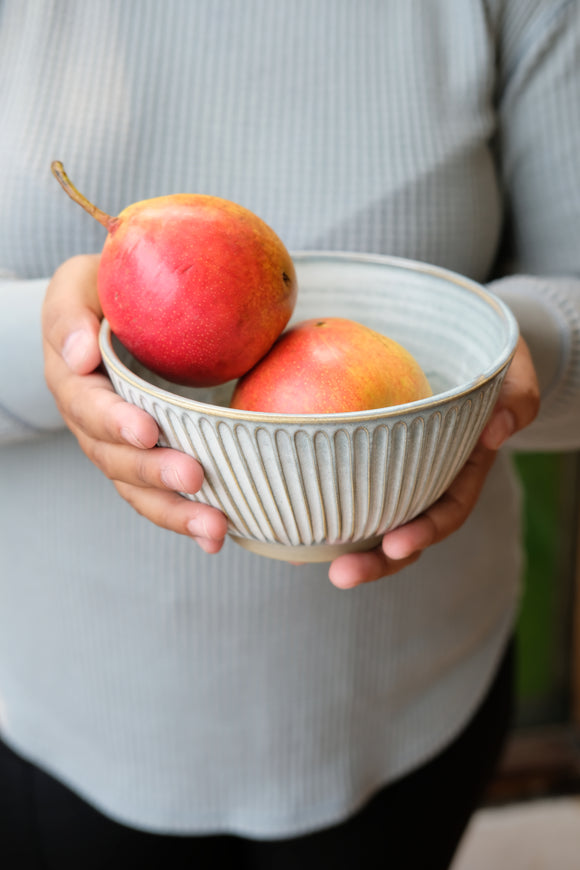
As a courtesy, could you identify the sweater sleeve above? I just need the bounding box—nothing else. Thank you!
[487,0,580,452]
[0,274,65,445]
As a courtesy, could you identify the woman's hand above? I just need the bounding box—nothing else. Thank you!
[328,337,540,589]
[42,254,229,553]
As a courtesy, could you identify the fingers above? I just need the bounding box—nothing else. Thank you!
[48,350,160,449]
[74,424,204,494]
[328,546,422,589]
[328,338,540,589]
[387,337,538,559]
[480,337,540,450]
[329,442,496,589]
[79,406,228,547]
[381,442,496,560]
[114,482,229,553]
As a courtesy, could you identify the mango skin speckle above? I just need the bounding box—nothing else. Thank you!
[230,317,432,414]
[98,194,297,387]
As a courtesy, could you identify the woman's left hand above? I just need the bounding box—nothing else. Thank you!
[328,337,540,589]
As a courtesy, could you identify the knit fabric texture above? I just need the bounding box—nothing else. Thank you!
[0,0,579,838]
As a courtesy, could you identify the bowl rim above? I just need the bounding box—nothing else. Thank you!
[98,250,520,424]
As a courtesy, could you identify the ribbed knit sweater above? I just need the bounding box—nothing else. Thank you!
[0,0,579,838]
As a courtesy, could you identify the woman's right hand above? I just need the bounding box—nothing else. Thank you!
[42,254,229,553]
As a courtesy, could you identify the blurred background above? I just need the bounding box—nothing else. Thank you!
[504,450,580,791]
[451,449,580,869]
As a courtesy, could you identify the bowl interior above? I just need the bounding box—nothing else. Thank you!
[289,254,514,396]
[106,252,517,413]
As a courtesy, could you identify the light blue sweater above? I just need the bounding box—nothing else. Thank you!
[0,0,579,838]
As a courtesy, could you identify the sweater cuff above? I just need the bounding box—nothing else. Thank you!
[0,277,65,444]
[488,276,564,398]
[487,274,580,452]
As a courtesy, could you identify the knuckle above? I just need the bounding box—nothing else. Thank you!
[88,439,115,478]
[134,452,152,485]
[115,482,186,535]
[66,391,87,430]
[157,498,184,533]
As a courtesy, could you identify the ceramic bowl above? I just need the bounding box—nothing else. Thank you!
[98,252,519,562]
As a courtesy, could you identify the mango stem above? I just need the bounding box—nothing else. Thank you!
[51,161,118,232]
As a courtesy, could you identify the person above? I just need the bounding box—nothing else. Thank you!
[1,1,579,867]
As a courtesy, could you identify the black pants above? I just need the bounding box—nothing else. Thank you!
[0,642,513,870]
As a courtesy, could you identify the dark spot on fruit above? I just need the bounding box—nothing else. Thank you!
[315,321,326,327]
[282,272,291,284]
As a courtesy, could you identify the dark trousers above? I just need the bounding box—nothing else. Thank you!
[0,641,513,870]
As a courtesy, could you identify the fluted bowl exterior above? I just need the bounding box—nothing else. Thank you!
[98,252,518,562]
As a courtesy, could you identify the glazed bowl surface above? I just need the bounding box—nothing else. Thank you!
[99,252,519,562]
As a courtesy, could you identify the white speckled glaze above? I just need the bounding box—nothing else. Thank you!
[98,252,519,562]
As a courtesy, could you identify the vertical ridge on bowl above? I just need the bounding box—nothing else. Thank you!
[363,426,389,540]
[293,430,327,545]
[254,428,302,546]
[313,431,340,542]
[334,429,356,542]
[406,412,443,521]
[274,429,314,546]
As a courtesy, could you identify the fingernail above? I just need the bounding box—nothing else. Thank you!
[161,465,185,491]
[485,409,516,450]
[186,517,222,541]
[187,519,201,537]
[62,330,92,370]
[383,540,418,561]
[201,516,219,540]
[120,426,148,449]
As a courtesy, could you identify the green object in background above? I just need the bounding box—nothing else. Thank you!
[514,452,577,724]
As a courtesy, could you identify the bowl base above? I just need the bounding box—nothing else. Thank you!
[230,535,382,563]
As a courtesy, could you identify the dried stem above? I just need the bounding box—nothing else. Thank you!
[51,161,118,231]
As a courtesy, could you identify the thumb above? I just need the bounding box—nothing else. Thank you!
[42,254,103,374]
[480,337,540,450]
